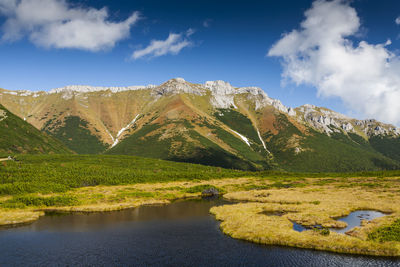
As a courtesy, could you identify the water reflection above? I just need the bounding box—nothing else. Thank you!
[0,199,398,266]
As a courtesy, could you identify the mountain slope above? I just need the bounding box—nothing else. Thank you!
[1,78,399,171]
[0,104,71,155]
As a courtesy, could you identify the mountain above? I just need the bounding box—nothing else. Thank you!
[1,78,399,171]
[0,104,71,155]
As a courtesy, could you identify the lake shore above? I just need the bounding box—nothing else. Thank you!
[2,175,400,256]
[210,177,400,256]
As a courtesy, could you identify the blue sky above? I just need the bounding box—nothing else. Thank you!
[1,0,400,124]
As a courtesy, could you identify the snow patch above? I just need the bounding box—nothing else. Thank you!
[229,129,251,147]
[256,129,271,154]
[111,114,140,148]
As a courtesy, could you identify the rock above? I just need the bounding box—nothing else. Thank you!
[341,123,353,132]
[201,187,219,197]
[155,78,205,96]
[288,107,296,116]
[205,80,237,109]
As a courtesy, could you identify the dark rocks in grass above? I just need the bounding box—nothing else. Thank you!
[201,188,219,197]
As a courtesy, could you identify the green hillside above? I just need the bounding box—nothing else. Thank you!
[106,109,400,172]
[1,154,400,196]
[369,135,400,162]
[43,116,109,154]
[106,119,266,171]
[0,154,246,195]
[264,114,400,172]
[0,104,71,155]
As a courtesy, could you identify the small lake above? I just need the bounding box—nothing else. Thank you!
[331,210,387,234]
[0,199,399,266]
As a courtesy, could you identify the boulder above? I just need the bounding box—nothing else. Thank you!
[201,188,219,197]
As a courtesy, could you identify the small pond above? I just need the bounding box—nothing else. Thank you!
[331,210,387,234]
[292,210,387,234]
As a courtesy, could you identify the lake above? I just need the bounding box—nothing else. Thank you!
[0,199,399,266]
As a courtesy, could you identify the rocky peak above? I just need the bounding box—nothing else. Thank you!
[155,78,205,96]
[298,105,351,134]
[296,104,400,137]
[204,80,236,95]
[204,80,237,109]
[204,80,293,113]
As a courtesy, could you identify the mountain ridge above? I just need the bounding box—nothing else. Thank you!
[1,78,399,171]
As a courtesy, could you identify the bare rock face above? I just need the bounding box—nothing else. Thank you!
[237,87,270,110]
[155,78,205,96]
[288,107,296,116]
[0,109,7,122]
[205,80,237,109]
[204,80,292,113]
[298,104,355,134]
[341,123,354,132]
[295,104,400,137]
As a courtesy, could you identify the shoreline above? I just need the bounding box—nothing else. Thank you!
[1,176,400,257]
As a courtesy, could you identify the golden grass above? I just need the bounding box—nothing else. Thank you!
[0,177,254,226]
[0,210,44,226]
[3,175,400,256]
[210,178,400,256]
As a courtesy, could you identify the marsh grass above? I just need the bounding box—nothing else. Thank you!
[368,219,400,242]
[211,177,400,256]
[0,177,255,225]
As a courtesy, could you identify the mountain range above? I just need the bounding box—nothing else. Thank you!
[1,78,400,172]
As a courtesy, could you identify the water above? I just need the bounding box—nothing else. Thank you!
[292,221,308,232]
[331,210,387,234]
[0,199,399,266]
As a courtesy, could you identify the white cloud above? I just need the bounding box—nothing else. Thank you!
[0,0,139,51]
[132,29,193,60]
[396,16,400,25]
[268,0,400,126]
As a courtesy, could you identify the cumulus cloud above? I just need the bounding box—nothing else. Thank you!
[396,16,400,25]
[132,29,193,60]
[0,0,139,51]
[268,0,400,125]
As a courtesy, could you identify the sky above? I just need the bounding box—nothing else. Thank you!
[1,0,400,125]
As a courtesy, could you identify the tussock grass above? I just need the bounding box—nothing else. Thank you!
[0,177,254,225]
[210,178,400,256]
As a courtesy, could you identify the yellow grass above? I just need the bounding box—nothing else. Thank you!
[210,178,400,256]
[0,177,253,226]
[2,176,400,256]
[0,210,44,226]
